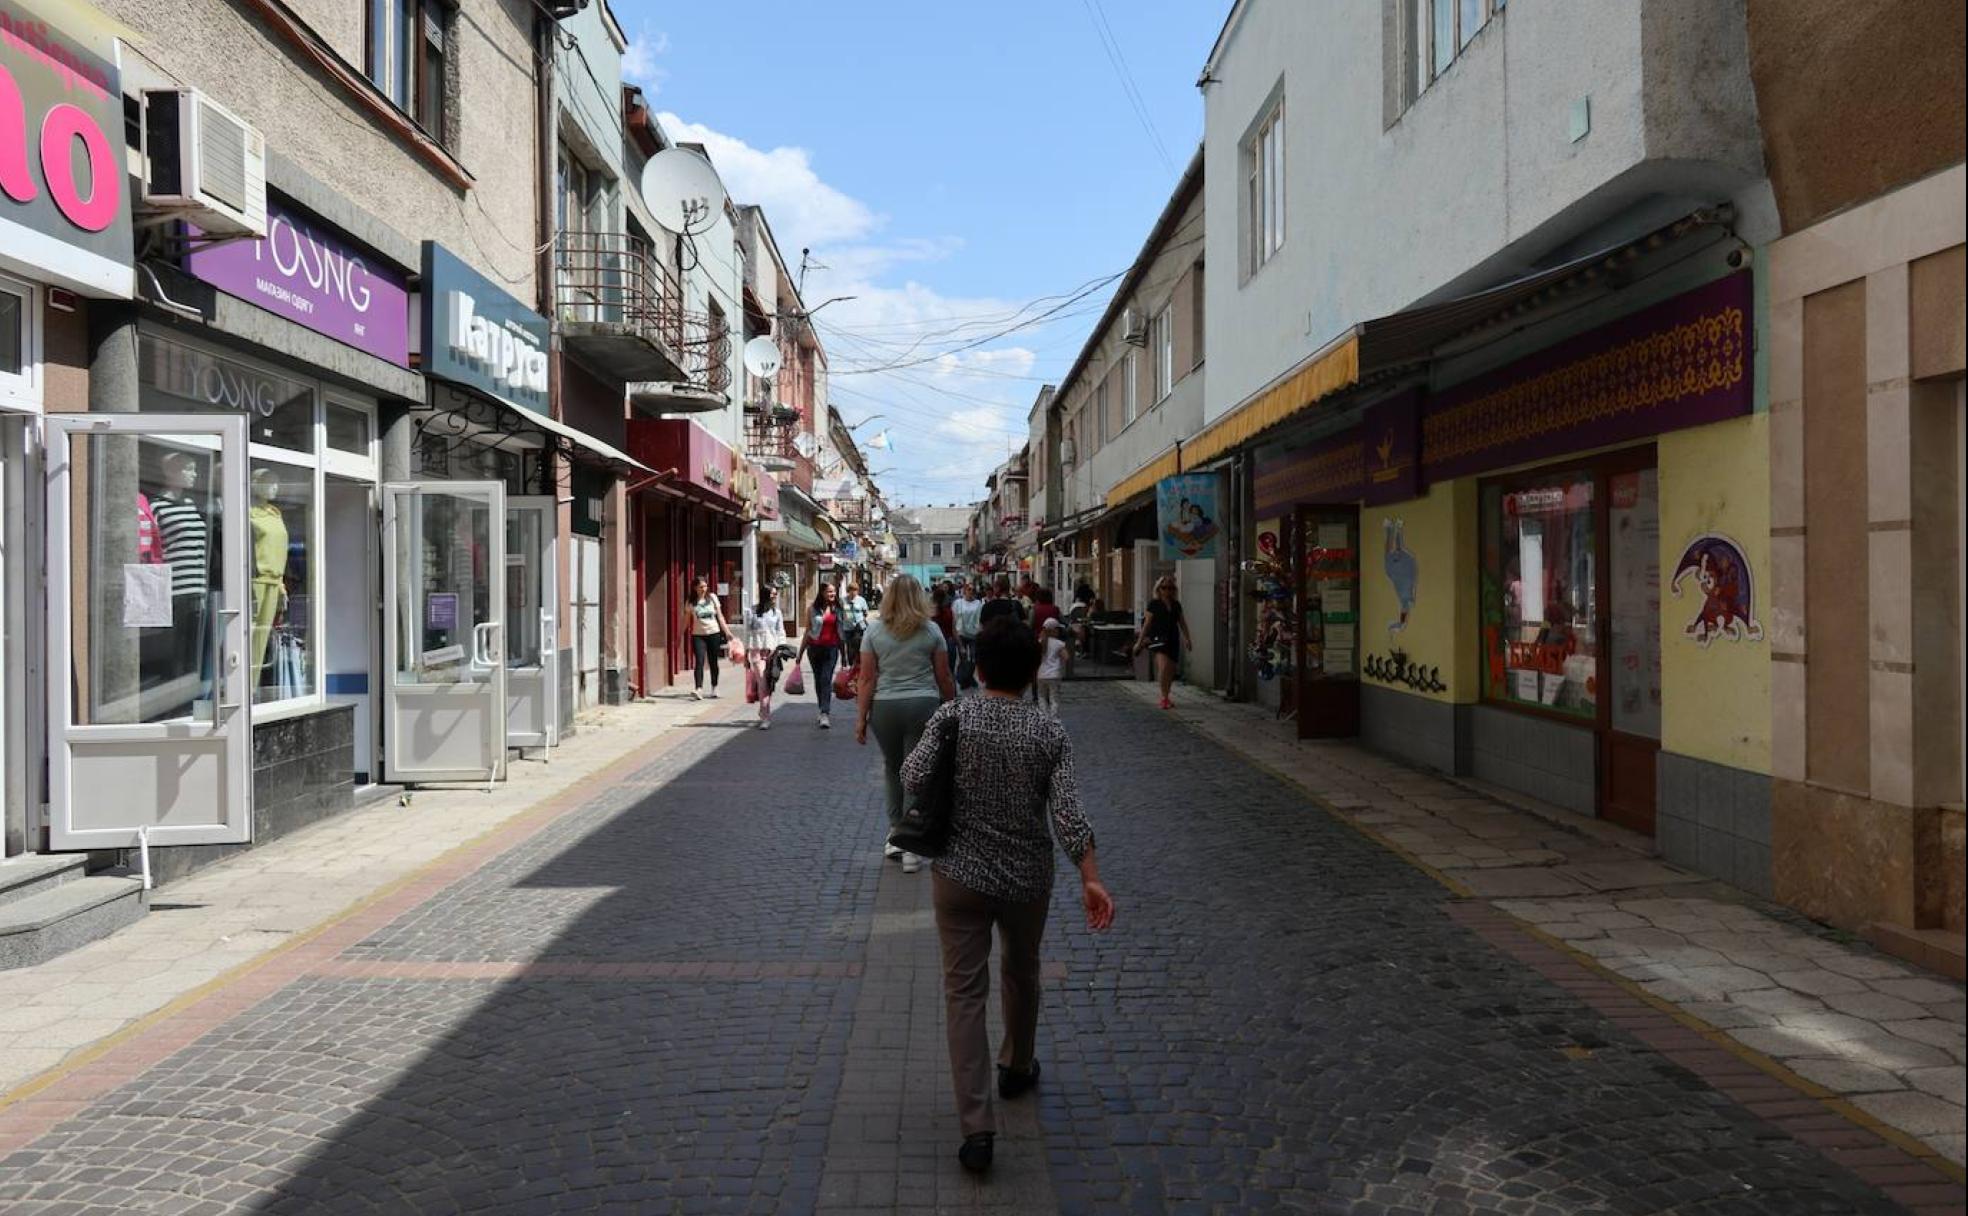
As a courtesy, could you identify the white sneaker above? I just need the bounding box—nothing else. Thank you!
[757,719,771,730]
[818,713,831,729]
[883,842,904,859]
[901,852,921,874]
[690,689,703,701]
[707,689,720,699]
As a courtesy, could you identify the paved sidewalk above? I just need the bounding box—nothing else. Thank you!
[0,692,723,1097]
[1129,680,1968,1170]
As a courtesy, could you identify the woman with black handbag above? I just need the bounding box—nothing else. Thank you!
[899,618,1114,1175]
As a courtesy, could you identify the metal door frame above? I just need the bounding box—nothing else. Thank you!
[506,494,558,755]
[381,480,507,788]
[44,412,253,849]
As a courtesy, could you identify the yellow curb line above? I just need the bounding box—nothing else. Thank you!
[0,700,729,1116]
[1136,683,1968,1185]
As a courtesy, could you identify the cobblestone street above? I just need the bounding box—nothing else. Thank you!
[1,686,1963,1214]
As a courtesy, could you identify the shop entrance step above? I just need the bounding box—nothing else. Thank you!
[0,870,146,970]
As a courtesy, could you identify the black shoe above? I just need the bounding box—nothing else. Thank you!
[997,1062,1040,1099]
[958,1132,995,1173]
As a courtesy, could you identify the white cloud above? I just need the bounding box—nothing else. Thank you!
[620,27,669,93]
[653,115,1079,507]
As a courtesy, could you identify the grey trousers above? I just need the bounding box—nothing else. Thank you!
[869,696,940,828]
[933,872,1050,1138]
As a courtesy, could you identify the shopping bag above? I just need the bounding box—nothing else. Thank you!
[725,636,746,665]
[784,662,805,696]
[745,662,760,704]
[833,663,857,702]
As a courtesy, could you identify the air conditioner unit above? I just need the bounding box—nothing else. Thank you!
[1121,307,1149,347]
[141,88,268,239]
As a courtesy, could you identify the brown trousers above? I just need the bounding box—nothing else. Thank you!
[932,871,1050,1138]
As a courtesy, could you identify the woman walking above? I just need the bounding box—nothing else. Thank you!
[901,618,1114,1173]
[1133,574,1193,710]
[798,583,846,729]
[855,575,955,874]
[953,580,984,690]
[743,591,788,730]
[686,576,730,699]
[840,580,871,667]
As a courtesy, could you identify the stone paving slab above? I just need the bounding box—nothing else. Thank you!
[0,682,1958,1212]
[0,692,725,1098]
[1131,680,1968,1172]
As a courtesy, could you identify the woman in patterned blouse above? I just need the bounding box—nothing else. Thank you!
[901,618,1115,1174]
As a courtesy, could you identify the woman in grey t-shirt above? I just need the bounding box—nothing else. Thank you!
[855,574,955,873]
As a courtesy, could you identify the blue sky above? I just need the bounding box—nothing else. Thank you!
[612,0,1229,505]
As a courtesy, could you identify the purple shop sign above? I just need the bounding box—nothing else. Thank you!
[425,593,459,632]
[187,199,411,366]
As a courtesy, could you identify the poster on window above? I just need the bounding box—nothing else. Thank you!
[1157,474,1223,561]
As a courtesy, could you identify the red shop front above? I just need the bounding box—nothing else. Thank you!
[627,419,746,693]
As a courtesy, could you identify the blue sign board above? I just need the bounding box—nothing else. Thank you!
[1157,473,1224,562]
[420,242,550,412]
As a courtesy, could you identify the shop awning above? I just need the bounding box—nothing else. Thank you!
[1104,210,1729,509]
[508,400,657,476]
[764,516,829,552]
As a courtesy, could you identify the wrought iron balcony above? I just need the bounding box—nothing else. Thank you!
[556,233,736,411]
[744,403,801,472]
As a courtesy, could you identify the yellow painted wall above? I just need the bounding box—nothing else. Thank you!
[1659,414,1772,773]
[1360,479,1480,704]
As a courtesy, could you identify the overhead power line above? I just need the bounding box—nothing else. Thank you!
[1081,0,1176,174]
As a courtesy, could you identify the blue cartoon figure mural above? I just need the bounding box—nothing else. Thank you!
[1383,518,1419,643]
[1670,533,1763,647]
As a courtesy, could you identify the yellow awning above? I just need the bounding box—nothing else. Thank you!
[1104,333,1358,509]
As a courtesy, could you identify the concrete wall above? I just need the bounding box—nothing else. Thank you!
[1203,0,1764,425]
[109,0,542,298]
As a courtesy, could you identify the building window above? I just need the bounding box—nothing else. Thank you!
[1151,305,1174,403]
[1407,0,1501,106]
[0,274,41,413]
[1244,96,1285,278]
[368,0,447,138]
[899,541,910,559]
[1093,376,1109,449]
[1480,468,1599,719]
[954,541,964,557]
[1122,351,1139,426]
[932,542,944,558]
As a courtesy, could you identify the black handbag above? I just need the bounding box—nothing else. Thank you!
[889,710,959,857]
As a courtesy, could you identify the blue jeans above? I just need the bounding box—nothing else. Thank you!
[808,644,840,713]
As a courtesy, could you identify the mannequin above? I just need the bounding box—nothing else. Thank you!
[249,468,289,687]
[151,453,212,689]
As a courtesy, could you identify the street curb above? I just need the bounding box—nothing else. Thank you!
[0,699,739,1147]
[1134,684,1967,1193]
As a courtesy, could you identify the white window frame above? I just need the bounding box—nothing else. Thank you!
[1122,351,1139,427]
[932,541,944,558]
[1151,305,1174,404]
[1244,97,1286,279]
[0,274,42,415]
[1411,0,1503,104]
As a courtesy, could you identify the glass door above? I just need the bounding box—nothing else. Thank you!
[1294,505,1362,739]
[381,481,507,785]
[44,414,252,848]
[504,496,558,754]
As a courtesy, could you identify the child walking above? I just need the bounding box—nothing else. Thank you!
[1035,618,1067,717]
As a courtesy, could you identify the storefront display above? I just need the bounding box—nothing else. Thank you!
[1481,471,1598,717]
[1293,506,1360,739]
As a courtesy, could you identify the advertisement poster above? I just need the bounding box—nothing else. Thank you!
[1157,473,1223,561]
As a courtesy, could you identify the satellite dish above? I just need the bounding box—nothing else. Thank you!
[793,431,818,459]
[742,336,783,380]
[639,147,726,233]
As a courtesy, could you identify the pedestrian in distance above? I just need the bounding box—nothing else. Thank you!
[1029,585,1061,638]
[855,574,956,875]
[979,576,1023,630]
[953,580,984,690]
[686,576,730,700]
[900,617,1114,1174]
[743,591,787,730]
[1133,574,1193,710]
[840,580,871,667]
[932,583,959,670]
[798,582,847,729]
[1035,617,1067,717]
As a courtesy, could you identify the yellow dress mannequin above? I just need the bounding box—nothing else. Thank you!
[249,471,288,684]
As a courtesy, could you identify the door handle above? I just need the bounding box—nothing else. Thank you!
[472,621,503,669]
[540,613,554,663]
[214,607,244,719]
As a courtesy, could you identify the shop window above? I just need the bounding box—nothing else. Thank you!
[138,334,315,453]
[249,460,315,705]
[326,402,373,456]
[1481,470,1598,717]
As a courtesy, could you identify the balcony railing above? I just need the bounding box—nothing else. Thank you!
[556,232,731,398]
[744,403,800,471]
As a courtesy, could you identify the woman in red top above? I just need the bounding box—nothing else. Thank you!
[798,583,845,728]
[1028,586,1061,636]
[932,584,959,668]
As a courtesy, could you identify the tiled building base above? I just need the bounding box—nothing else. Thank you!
[1774,780,1965,936]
